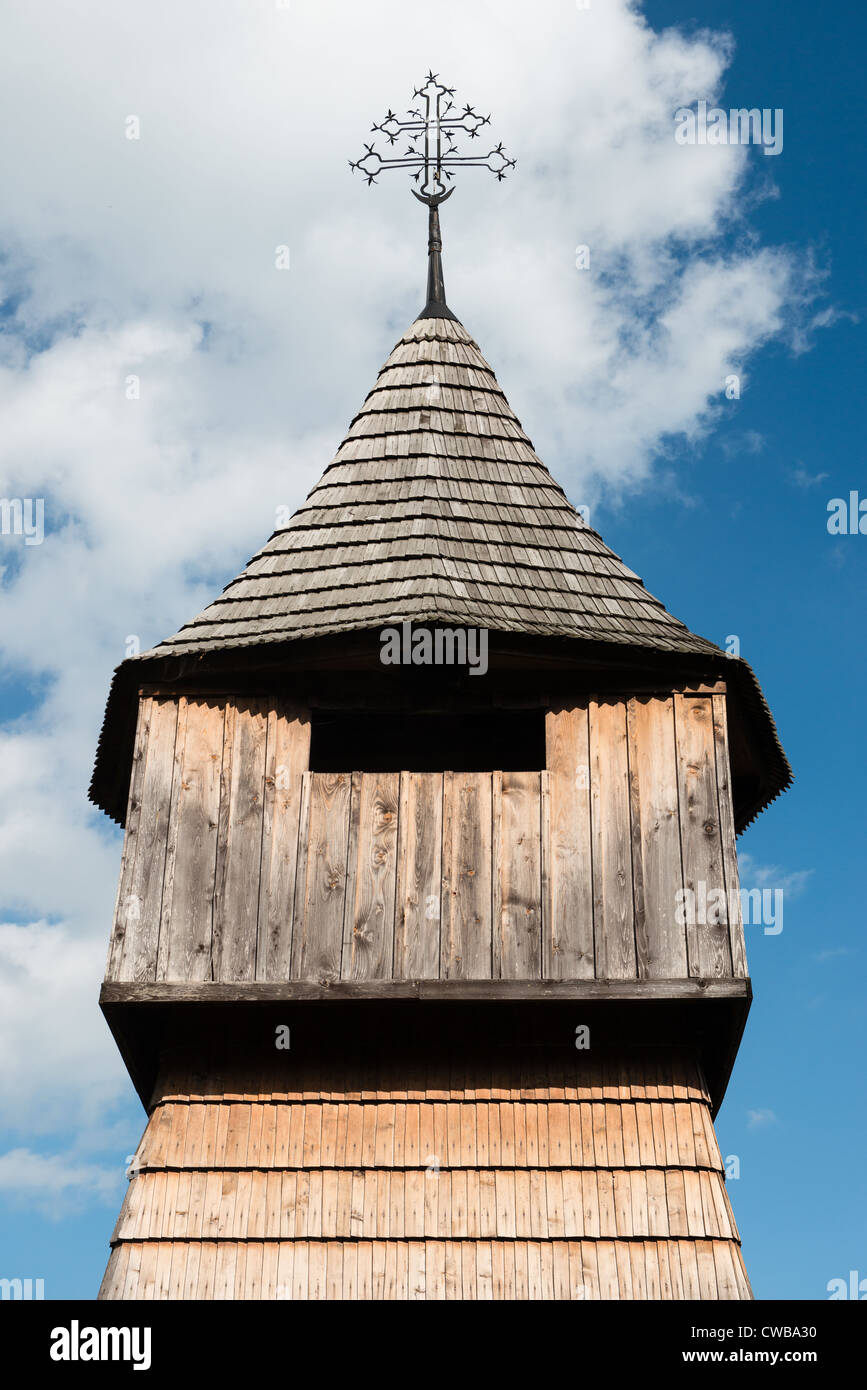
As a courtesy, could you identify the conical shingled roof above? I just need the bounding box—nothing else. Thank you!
[146,316,720,658]
[90,306,791,827]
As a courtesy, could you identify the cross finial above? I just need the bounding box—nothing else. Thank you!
[349,74,516,321]
[349,72,515,199]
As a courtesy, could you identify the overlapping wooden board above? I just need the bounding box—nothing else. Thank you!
[111,1168,738,1242]
[100,1238,752,1301]
[132,1099,722,1173]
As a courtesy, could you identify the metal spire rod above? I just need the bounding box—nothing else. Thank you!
[420,194,452,319]
[349,71,516,318]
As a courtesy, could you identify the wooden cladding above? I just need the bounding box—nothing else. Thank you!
[107,691,745,986]
[98,1048,752,1301]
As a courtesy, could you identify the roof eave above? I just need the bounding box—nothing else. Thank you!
[89,632,791,832]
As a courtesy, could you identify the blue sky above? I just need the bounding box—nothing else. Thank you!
[0,0,864,1299]
[616,0,867,1298]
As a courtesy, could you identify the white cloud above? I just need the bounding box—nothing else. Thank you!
[747,1109,778,1130]
[0,923,126,1134]
[791,465,829,489]
[0,1,831,1169]
[0,1147,120,1218]
[737,854,813,899]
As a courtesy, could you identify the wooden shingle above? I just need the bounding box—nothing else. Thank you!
[136,317,716,662]
[99,1046,752,1301]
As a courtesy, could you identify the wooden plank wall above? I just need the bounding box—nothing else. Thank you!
[106,692,746,985]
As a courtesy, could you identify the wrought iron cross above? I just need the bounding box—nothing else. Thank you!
[350,70,516,202]
[349,72,516,319]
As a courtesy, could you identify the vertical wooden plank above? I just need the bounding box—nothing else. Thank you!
[674,694,732,978]
[213,698,268,981]
[626,696,688,979]
[712,1241,740,1300]
[107,694,149,980]
[291,1243,309,1300]
[290,772,352,982]
[544,705,594,978]
[341,772,363,974]
[98,1246,125,1300]
[539,770,551,983]
[343,772,400,980]
[157,697,225,981]
[440,772,493,979]
[491,771,503,981]
[156,696,189,983]
[287,773,312,981]
[712,693,747,978]
[590,699,636,979]
[116,697,179,982]
[494,772,542,979]
[394,773,443,979]
[342,1242,358,1300]
[258,702,310,979]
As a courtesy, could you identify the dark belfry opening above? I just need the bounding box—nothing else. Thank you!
[308,707,546,773]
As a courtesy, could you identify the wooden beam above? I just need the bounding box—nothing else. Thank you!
[101,978,751,1005]
[99,985,752,1120]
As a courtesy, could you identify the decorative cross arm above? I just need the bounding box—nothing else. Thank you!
[349,70,516,203]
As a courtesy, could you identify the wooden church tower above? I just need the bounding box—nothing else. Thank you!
[92,77,790,1300]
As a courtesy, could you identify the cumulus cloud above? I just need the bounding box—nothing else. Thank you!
[0,922,125,1133]
[0,0,831,1188]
